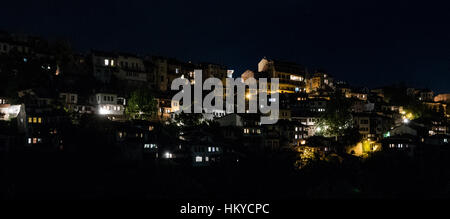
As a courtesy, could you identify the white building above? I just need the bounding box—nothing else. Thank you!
[89,93,125,116]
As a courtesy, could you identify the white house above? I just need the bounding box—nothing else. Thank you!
[89,93,125,116]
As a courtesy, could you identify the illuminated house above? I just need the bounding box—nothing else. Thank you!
[264,120,309,150]
[381,134,417,157]
[435,94,450,103]
[293,98,328,113]
[353,112,392,141]
[291,111,321,137]
[89,93,125,117]
[0,104,24,121]
[240,114,264,151]
[305,71,334,93]
[154,96,177,121]
[190,141,223,167]
[91,50,152,87]
[257,57,306,93]
[174,128,225,167]
[16,89,67,151]
[345,87,369,101]
[0,103,27,135]
[91,50,118,83]
[347,138,382,156]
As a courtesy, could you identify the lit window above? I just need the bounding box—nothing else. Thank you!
[28,117,32,123]
[216,147,219,152]
[28,138,32,144]
[38,118,42,123]
[144,144,150,149]
[104,59,109,66]
[208,147,212,152]
[33,138,37,144]
[111,60,114,66]
[195,156,203,162]
[33,117,37,123]
[205,157,209,162]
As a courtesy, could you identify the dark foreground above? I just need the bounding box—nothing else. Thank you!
[2,147,450,200]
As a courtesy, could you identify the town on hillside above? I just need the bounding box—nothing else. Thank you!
[1,31,450,200]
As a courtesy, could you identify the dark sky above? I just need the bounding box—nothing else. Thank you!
[2,0,450,93]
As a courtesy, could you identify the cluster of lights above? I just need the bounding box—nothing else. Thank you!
[99,108,109,115]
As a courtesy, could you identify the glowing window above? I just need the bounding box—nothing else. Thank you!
[38,118,42,123]
[33,117,37,123]
[104,59,109,66]
[28,117,32,123]
[195,156,203,162]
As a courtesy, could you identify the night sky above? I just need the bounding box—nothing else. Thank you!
[2,0,450,93]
